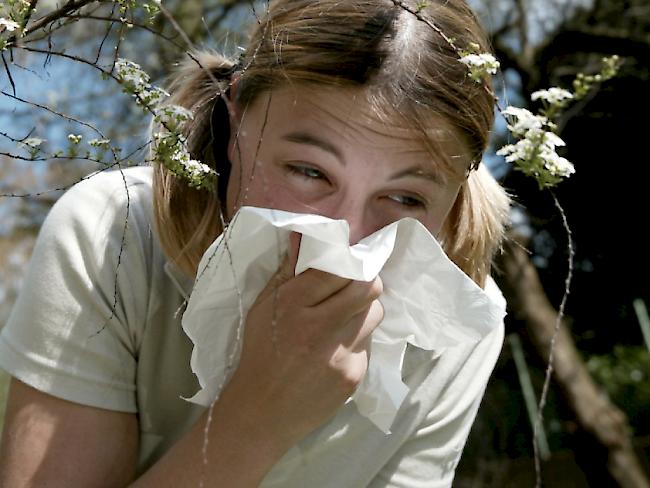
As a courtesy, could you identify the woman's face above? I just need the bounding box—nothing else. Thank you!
[226,85,470,244]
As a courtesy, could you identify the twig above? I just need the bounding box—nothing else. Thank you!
[22,0,98,38]
[18,3,105,45]
[1,90,108,138]
[56,14,185,50]
[94,3,117,64]
[158,2,195,50]
[1,52,16,96]
[0,137,152,191]
[0,161,120,198]
[0,151,116,166]
[533,191,574,488]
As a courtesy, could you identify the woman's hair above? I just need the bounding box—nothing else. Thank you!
[153,0,510,287]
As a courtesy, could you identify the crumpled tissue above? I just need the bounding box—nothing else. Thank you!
[182,206,506,433]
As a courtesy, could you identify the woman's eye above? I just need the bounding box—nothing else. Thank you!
[287,164,327,180]
[387,194,425,208]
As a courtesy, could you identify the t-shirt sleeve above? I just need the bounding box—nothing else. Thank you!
[368,320,505,488]
[0,169,153,412]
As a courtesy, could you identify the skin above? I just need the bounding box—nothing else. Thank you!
[225,85,468,243]
[0,85,472,487]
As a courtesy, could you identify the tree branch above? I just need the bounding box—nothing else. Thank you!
[23,0,99,38]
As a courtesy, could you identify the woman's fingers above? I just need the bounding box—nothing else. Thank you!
[316,275,383,319]
[276,273,384,340]
[282,268,352,307]
[258,261,352,309]
[251,243,385,363]
[255,253,296,305]
[256,233,354,308]
[237,260,385,442]
[335,298,385,350]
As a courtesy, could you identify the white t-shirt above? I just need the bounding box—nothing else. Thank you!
[0,166,505,487]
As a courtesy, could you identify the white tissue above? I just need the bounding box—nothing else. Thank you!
[182,207,506,433]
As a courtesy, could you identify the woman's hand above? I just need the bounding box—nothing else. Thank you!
[0,235,384,488]
[223,233,385,448]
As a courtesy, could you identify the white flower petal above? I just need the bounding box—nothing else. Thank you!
[0,18,21,32]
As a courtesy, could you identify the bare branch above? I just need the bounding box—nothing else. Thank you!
[0,161,120,198]
[1,90,109,139]
[0,151,115,166]
[533,192,574,488]
[159,2,196,51]
[1,52,16,96]
[54,14,185,50]
[389,0,458,50]
[94,2,117,64]
[23,0,99,38]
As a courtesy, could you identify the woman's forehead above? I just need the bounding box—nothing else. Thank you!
[246,84,471,164]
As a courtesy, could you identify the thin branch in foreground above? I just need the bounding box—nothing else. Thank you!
[1,51,17,96]
[199,3,271,481]
[86,162,130,341]
[22,0,99,39]
[0,139,153,199]
[158,2,196,51]
[58,14,185,50]
[533,191,575,488]
[0,161,120,198]
[1,90,108,139]
[0,151,115,166]
[94,2,117,64]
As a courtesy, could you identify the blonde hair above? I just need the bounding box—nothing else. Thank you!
[153,0,510,287]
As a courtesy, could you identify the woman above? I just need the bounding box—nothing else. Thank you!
[0,0,510,486]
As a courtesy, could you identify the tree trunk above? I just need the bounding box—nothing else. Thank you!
[496,236,650,488]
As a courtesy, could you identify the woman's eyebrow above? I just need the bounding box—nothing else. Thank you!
[281,131,345,164]
[389,166,444,186]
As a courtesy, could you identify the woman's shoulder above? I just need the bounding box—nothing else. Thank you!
[30,165,163,307]
[44,166,155,245]
[0,165,168,414]
[58,165,153,212]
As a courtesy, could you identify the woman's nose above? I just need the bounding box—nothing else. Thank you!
[331,201,378,245]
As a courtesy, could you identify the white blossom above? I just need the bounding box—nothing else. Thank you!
[141,86,169,107]
[68,134,83,144]
[89,138,111,148]
[542,131,565,149]
[531,87,574,106]
[154,105,193,132]
[152,131,217,190]
[0,18,20,32]
[497,140,530,163]
[459,52,500,83]
[114,58,213,188]
[20,137,45,148]
[501,106,548,137]
[114,58,170,109]
[115,58,150,94]
[498,105,575,188]
[543,152,575,178]
[459,53,499,72]
[184,159,214,178]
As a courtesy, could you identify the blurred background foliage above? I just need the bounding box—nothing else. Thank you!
[587,345,650,431]
[1,0,649,486]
